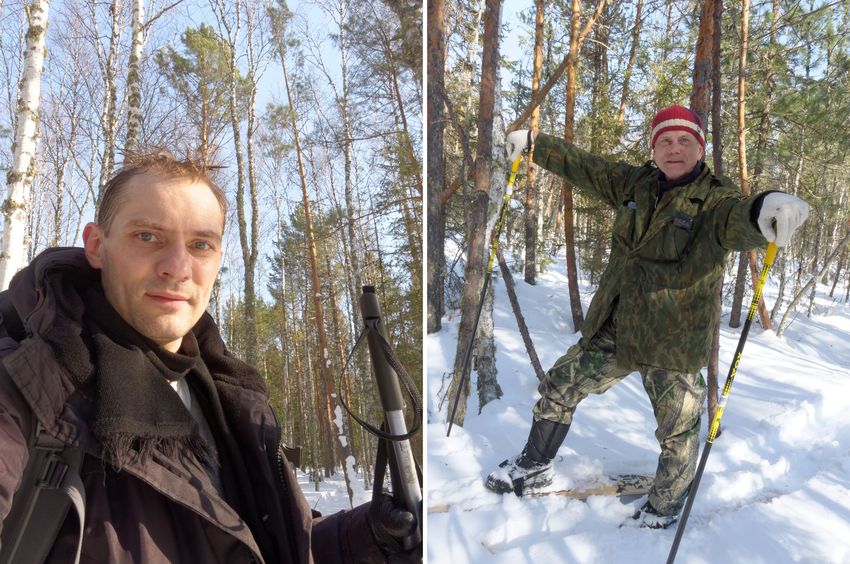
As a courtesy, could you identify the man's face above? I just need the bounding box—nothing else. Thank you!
[83,174,224,352]
[653,130,704,182]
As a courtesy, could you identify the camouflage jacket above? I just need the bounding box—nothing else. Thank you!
[532,133,767,373]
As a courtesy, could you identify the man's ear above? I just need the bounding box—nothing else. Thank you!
[82,223,105,269]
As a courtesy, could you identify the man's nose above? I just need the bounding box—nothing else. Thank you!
[158,243,192,281]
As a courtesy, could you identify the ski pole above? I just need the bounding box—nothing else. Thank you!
[447,155,523,437]
[667,242,778,564]
[360,286,422,549]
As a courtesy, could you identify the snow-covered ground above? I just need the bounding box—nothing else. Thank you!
[426,252,850,563]
[296,470,364,515]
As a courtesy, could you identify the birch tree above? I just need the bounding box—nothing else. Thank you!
[124,0,145,153]
[95,0,124,204]
[1,0,50,289]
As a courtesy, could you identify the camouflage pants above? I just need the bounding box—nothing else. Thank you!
[532,319,706,515]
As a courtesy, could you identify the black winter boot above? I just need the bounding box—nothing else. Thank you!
[631,500,678,529]
[484,419,569,496]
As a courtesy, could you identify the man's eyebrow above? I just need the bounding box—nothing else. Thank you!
[128,219,166,230]
[127,219,222,241]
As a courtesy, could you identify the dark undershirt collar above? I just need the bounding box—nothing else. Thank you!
[658,162,704,192]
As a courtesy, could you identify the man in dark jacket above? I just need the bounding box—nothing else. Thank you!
[485,105,809,529]
[0,150,416,562]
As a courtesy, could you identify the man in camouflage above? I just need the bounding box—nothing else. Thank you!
[485,105,810,529]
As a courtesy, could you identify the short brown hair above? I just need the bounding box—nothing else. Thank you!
[97,149,228,234]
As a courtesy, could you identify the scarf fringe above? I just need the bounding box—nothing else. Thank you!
[98,430,218,471]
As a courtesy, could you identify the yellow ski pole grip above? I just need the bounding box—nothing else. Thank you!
[506,156,522,196]
[764,241,778,266]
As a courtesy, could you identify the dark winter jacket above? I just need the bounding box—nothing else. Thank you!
[533,134,767,373]
[0,247,382,563]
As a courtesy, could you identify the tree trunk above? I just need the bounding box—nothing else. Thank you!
[125,0,145,153]
[387,99,423,282]
[751,0,780,192]
[769,254,786,323]
[507,0,607,132]
[728,0,749,329]
[292,279,307,450]
[706,0,723,426]
[524,0,544,285]
[52,162,64,247]
[829,249,846,298]
[690,0,715,119]
[806,209,823,317]
[447,0,501,429]
[616,0,643,128]
[729,0,772,331]
[588,3,610,154]
[216,1,259,365]
[845,270,850,303]
[370,6,422,198]
[0,0,50,289]
[427,0,446,332]
[475,281,500,413]
[278,34,352,478]
[729,253,747,327]
[338,0,363,333]
[97,0,123,205]
[277,243,293,442]
[498,248,545,381]
[244,6,261,366]
[562,0,585,333]
[229,51,256,366]
[653,0,674,110]
[325,254,356,506]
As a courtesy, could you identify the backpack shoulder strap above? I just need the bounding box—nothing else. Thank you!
[0,422,86,564]
[0,290,26,341]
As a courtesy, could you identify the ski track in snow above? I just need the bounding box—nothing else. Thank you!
[427,253,850,563]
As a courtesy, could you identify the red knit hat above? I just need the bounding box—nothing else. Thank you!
[651,105,705,149]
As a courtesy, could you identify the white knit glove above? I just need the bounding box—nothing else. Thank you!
[757,192,809,247]
[505,129,533,162]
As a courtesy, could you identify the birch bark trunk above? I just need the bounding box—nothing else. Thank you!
[96,0,123,204]
[0,0,51,289]
[125,0,145,153]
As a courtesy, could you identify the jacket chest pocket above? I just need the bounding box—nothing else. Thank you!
[649,201,702,263]
[613,200,636,244]
[664,214,694,260]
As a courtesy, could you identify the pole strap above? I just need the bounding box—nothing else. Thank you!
[336,325,422,442]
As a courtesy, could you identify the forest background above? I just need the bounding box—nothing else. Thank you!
[427,0,850,426]
[0,0,422,505]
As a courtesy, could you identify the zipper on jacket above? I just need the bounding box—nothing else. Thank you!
[270,408,301,564]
